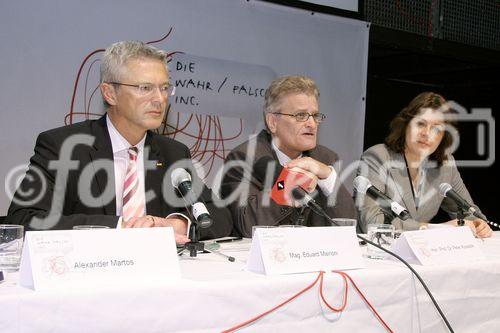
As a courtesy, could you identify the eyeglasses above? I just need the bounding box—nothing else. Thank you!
[109,82,176,97]
[272,112,326,123]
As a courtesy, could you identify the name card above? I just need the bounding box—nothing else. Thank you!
[391,227,485,266]
[246,226,364,275]
[19,228,180,290]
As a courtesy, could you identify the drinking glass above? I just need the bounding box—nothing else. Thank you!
[366,224,395,259]
[0,224,24,272]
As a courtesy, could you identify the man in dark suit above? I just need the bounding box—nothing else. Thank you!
[6,41,232,243]
[220,76,356,237]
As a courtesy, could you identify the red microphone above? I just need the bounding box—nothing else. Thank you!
[271,167,315,206]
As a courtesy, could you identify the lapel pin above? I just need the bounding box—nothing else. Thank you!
[156,162,164,167]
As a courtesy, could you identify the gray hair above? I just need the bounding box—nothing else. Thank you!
[100,40,168,83]
[263,75,319,115]
[263,75,319,131]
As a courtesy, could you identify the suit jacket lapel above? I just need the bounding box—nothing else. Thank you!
[418,160,441,217]
[88,116,116,215]
[388,151,417,218]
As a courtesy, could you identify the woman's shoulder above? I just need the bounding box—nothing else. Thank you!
[362,143,393,160]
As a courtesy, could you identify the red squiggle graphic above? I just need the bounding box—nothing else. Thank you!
[66,28,244,180]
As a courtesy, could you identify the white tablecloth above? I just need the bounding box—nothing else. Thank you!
[1,233,500,333]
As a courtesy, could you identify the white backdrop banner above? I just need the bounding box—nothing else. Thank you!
[0,0,369,214]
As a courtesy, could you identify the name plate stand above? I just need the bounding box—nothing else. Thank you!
[246,226,364,275]
[19,228,181,290]
[391,226,485,265]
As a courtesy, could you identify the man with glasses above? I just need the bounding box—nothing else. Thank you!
[221,76,356,237]
[6,41,232,243]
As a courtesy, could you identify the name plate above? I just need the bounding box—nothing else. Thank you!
[19,228,180,290]
[246,226,364,275]
[391,226,485,266]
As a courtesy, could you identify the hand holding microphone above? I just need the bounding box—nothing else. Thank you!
[253,156,317,207]
[271,166,317,206]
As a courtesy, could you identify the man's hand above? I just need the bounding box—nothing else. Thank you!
[286,157,332,180]
[287,166,318,192]
[122,215,190,244]
[122,216,155,228]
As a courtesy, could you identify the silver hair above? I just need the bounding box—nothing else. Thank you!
[100,40,168,83]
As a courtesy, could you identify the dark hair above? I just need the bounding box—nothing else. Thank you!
[385,92,457,166]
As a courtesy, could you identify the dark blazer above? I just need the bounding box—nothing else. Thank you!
[356,143,485,233]
[220,130,357,237]
[6,116,232,239]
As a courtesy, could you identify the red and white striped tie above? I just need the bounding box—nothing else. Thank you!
[122,147,144,221]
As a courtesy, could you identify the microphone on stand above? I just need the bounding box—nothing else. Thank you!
[439,183,498,228]
[353,176,410,221]
[291,187,328,221]
[171,168,212,228]
[438,183,478,217]
[171,168,235,261]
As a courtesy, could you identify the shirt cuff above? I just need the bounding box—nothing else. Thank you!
[166,213,191,237]
[116,216,123,229]
[317,166,337,196]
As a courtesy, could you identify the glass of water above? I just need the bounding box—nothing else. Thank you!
[73,225,110,230]
[251,225,276,238]
[330,218,357,228]
[0,224,24,272]
[366,224,395,259]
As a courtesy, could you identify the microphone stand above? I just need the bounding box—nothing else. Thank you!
[177,220,236,262]
[177,222,205,258]
[381,209,397,225]
[456,206,466,227]
[295,206,307,226]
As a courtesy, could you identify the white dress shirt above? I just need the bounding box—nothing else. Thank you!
[107,115,190,229]
[107,115,146,223]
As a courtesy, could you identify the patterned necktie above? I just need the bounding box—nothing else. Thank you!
[122,147,144,221]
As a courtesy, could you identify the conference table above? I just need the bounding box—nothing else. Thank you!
[1,232,500,333]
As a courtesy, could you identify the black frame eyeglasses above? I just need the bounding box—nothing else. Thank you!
[272,112,326,123]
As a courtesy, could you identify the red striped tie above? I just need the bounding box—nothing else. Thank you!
[122,147,144,221]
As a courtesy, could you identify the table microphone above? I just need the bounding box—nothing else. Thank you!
[438,183,478,216]
[353,176,410,221]
[439,183,498,228]
[291,187,328,220]
[171,168,212,228]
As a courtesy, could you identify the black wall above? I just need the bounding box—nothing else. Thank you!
[365,27,499,224]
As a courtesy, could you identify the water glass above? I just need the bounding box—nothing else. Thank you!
[73,225,110,230]
[0,224,24,272]
[330,218,357,228]
[251,225,276,238]
[366,224,395,259]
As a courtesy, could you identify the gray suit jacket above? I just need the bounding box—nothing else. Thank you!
[356,144,483,233]
[220,130,357,237]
